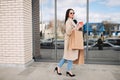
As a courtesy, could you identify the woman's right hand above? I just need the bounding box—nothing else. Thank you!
[72,28,77,31]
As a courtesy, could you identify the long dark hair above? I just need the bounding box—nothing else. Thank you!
[64,8,74,24]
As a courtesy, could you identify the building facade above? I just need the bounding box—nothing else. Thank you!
[0,0,120,66]
[103,21,120,37]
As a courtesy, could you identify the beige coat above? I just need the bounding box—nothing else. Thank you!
[63,18,78,61]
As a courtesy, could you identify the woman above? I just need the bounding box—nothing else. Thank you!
[54,8,82,77]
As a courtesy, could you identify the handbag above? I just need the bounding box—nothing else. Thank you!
[69,30,84,50]
[73,50,84,64]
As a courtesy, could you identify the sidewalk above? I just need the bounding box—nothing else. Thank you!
[0,62,120,80]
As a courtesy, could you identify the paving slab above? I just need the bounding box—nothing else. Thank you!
[0,62,120,80]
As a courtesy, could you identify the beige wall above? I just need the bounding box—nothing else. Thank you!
[0,0,33,65]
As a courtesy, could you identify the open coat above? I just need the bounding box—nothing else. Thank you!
[63,18,78,61]
[63,18,84,64]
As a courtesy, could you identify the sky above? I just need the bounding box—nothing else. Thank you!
[40,0,120,24]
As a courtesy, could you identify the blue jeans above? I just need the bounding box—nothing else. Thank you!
[58,58,73,71]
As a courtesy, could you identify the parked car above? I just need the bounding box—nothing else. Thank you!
[87,41,120,51]
[84,39,97,46]
[105,38,120,46]
[53,39,64,49]
[40,38,54,49]
[40,38,64,49]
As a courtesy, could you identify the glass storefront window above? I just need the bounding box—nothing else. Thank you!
[39,0,120,64]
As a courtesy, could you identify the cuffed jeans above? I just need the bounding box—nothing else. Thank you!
[58,58,73,71]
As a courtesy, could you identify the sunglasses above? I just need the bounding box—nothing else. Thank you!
[69,12,75,14]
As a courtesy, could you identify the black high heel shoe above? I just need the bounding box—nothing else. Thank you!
[66,72,75,77]
[54,67,62,75]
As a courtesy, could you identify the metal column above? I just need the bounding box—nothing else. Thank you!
[86,0,89,62]
[55,0,57,61]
